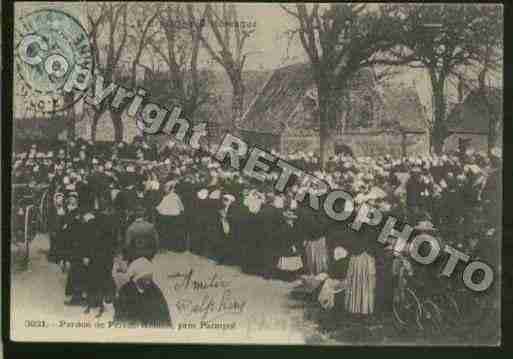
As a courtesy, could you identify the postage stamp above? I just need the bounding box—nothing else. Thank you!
[14,8,93,113]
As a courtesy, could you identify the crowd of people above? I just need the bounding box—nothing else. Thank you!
[11,135,501,328]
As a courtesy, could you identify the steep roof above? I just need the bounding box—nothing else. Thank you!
[195,69,271,126]
[240,63,428,134]
[239,63,314,134]
[446,87,502,134]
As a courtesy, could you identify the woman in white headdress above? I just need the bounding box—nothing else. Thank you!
[240,190,265,274]
[114,257,172,327]
[155,179,185,251]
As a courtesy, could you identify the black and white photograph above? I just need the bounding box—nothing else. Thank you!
[7,2,502,345]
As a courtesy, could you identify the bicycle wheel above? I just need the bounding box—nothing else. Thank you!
[436,293,461,327]
[421,299,443,335]
[393,288,423,331]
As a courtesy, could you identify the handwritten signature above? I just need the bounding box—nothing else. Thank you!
[176,289,247,320]
[168,269,231,292]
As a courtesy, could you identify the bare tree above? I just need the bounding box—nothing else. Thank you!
[384,4,502,154]
[474,5,503,154]
[281,4,402,167]
[149,3,210,119]
[126,3,160,89]
[86,2,128,142]
[197,4,257,129]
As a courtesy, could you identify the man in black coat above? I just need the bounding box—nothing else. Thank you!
[114,171,139,240]
[190,189,216,256]
[238,191,267,274]
[63,193,88,306]
[83,202,118,317]
[406,168,426,223]
[207,194,238,265]
[47,192,67,264]
[260,202,285,278]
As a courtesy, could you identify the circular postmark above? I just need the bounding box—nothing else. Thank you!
[15,9,94,113]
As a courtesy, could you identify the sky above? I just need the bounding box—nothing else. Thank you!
[14,2,503,119]
[14,2,306,71]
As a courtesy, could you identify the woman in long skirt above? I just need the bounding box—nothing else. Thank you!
[344,250,376,315]
[302,207,329,275]
[343,230,377,316]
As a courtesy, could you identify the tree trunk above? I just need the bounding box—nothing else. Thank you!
[401,132,407,158]
[64,93,75,140]
[431,79,448,155]
[231,76,245,134]
[67,117,76,140]
[111,111,124,142]
[318,85,337,169]
[483,89,500,155]
[91,111,102,142]
[487,114,499,154]
[131,62,138,89]
[478,68,499,155]
[319,121,336,169]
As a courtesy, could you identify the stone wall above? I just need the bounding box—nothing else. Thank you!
[74,111,141,143]
[282,131,429,158]
[282,135,320,155]
[240,130,282,153]
[403,132,430,156]
[337,132,428,157]
[443,133,490,153]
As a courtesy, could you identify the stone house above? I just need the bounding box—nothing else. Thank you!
[444,87,502,153]
[238,63,429,157]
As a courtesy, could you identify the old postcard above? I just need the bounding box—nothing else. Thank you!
[8,2,502,345]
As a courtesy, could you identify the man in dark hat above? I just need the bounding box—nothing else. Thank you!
[88,162,111,211]
[75,202,102,314]
[62,192,87,306]
[84,198,118,317]
[114,167,140,240]
[47,192,67,264]
[406,167,427,223]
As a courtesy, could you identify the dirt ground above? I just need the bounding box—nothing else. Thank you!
[10,234,330,344]
[10,234,499,345]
